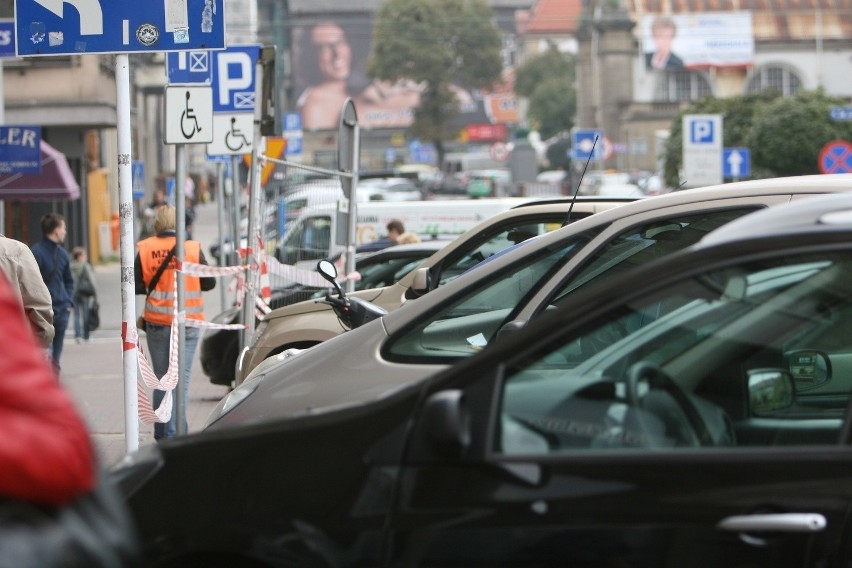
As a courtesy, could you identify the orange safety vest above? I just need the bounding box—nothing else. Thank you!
[138,236,205,326]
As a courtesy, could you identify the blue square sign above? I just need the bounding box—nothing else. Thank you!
[212,45,260,113]
[572,129,605,160]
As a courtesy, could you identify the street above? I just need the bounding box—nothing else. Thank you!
[60,200,234,468]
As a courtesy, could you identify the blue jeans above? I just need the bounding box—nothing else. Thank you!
[146,323,200,440]
[50,307,71,370]
[73,296,91,340]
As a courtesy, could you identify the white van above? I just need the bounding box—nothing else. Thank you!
[276,197,535,269]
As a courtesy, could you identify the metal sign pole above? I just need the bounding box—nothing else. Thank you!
[174,145,187,436]
[338,99,359,292]
[215,161,227,311]
[346,125,360,291]
[231,155,243,344]
[116,53,139,453]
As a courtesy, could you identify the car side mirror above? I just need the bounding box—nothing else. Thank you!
[421,390,470,458]
[495,320,526,344]
[785,349,831,391]
[410,267,431,296]
[748,369,795,416]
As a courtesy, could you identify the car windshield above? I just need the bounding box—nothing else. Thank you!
[386,225,604,358]
[386,207,756,362]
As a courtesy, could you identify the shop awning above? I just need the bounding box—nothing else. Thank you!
[0,140,80,200]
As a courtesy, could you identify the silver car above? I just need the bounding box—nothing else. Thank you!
[209,174,852,428]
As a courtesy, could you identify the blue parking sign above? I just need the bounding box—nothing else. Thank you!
[690,119,716,144]
[212,45,260,113]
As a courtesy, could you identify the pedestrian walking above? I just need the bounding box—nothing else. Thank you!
[70,246,97,343]
[135,205,216,440]
[31,213,74,371]
[0,234,55,349]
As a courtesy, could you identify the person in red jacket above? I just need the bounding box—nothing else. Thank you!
[0,270,95,506]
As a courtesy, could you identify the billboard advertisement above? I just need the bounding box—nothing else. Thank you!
[642,12,753,71]
[291,18,518,131]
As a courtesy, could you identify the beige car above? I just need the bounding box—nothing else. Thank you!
[236,196,634,382]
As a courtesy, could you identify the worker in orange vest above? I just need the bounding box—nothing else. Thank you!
[134,206,215,439]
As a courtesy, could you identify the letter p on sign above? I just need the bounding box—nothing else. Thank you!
[217,52,254,108]
[690,120,715,144]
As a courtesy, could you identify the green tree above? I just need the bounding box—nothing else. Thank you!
[367,0,503,166]
[748,90,852,177]
[515,45,576,139]
[663,89,852,188]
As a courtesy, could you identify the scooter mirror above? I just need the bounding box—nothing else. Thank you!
[317,260,338,282]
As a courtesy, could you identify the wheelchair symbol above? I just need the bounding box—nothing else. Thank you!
[225,117,251,151]
[180,91,202,139]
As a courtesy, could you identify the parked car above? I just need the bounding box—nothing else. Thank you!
[116,191,852,567]
[200,240,450,385]
[236,196,635,382]
[236,174,852,384]
[357,177,423,201]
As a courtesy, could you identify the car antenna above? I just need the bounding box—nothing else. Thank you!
[563,135,598,227]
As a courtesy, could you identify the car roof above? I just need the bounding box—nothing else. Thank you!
[699,192,852,248]
[511,195,638,208]
[380,174,852,330]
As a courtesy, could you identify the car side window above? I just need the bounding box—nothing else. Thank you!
[356,257,427,290]
[436,214,577,287]
[550,208,759,308]
[496,253,852,456]
[281,216,331,265]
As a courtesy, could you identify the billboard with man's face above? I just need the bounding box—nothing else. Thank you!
[642,12,754,71]
[290,18,518,131]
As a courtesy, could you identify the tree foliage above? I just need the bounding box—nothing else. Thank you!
[663,89,852,188]
[515,45,576,139]
[368,0,503,164]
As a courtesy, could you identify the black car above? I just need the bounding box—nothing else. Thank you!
[115,193,852,567]
[199,240,449,385]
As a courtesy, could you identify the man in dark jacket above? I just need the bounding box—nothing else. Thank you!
[31,213,74,371]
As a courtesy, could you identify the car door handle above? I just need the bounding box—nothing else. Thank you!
[717,513,827,533]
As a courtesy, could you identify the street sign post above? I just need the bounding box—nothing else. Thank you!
[15,0,225,56]
[572,129,605,160]
[682,114,723,187]
[0,125,41,173]
[164,85,213,144]
[818,140,852,174]
[206,45,260,157]
[723,147,750,179]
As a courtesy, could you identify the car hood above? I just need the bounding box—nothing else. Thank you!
[207,317,444,428]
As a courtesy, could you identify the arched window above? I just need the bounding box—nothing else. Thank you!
[746,65,803,96]
[654,71,713,102]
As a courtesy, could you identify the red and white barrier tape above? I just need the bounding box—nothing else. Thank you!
[136,252,331,424]
[266,256,330,287]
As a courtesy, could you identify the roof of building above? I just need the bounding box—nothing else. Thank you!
[524,0,585,34]
[627,0,852,41]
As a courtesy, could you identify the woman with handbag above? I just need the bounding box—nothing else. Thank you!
[135,205,216,440]
[70,246,97,343]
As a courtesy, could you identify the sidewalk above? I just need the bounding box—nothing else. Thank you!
[60,201,234,468]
